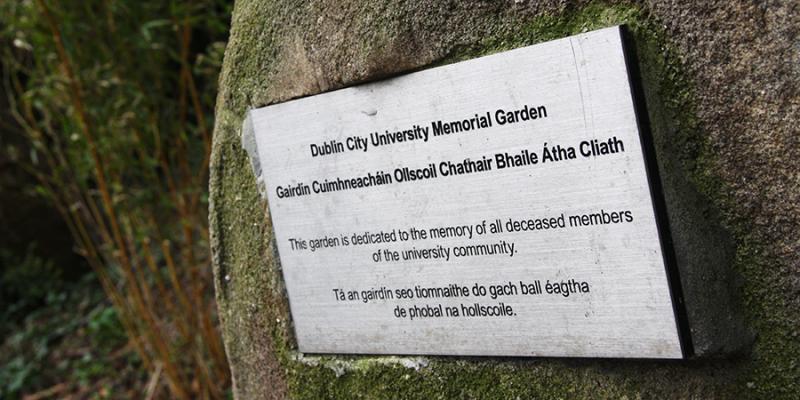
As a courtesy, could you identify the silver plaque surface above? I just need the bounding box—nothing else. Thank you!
[249,26,685,358]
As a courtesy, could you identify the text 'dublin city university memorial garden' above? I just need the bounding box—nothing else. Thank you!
[246,26,689,359]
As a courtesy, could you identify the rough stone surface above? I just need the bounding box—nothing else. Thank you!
[210,1,799,399]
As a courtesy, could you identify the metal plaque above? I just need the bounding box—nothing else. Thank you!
[247,26,688,358]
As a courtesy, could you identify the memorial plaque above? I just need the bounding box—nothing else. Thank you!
[247,26,688,358]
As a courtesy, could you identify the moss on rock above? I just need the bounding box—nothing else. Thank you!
[210,1,800,398]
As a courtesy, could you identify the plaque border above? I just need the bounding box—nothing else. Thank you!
[620,25,693,359]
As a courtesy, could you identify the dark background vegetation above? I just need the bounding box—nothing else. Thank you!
[1,1,233,398]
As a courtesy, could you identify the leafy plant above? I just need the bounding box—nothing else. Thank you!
[1,0,233,397]
[0,244,61,319]
[0,273,133,399]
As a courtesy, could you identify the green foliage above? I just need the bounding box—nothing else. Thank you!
[0,0,231,213]
[0,275,134,399]
[1,0,233,397]
[0,245,60,310]
[87,306,127,352]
